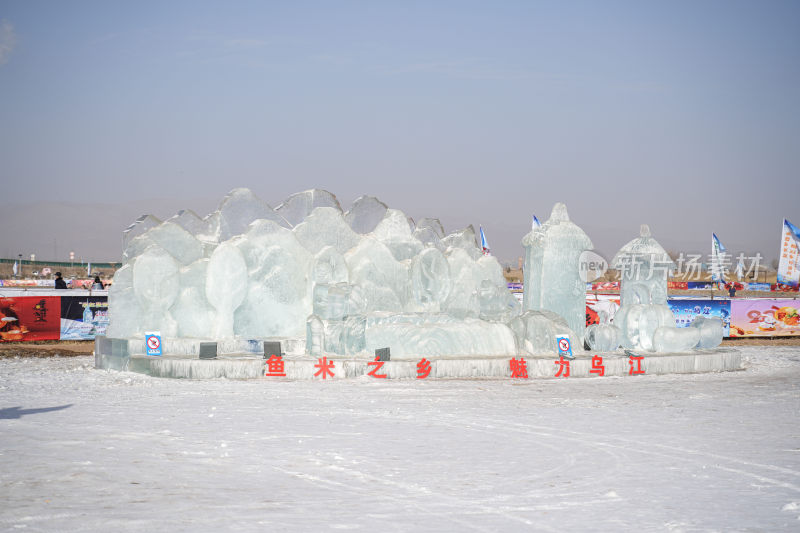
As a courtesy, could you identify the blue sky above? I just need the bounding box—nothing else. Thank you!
[1,0,798,264]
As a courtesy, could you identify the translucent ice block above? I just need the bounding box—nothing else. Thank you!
[276,189,343,226]
[293,207,361,255]
[585,323,621,352]
[652,326,701,352]
[206,242,248,338]
[132,245,180,336]
[410,247,451,311]
[344,195,388,234]
[122,214,161,251]
[217,188,290,241]
[691,316,724,349]
[521,203,593,342]
[172,259,215,338]
[441,225,482,260]
[508,310,578,355]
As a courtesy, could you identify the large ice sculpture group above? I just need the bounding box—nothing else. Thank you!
[109,189,520,358]
[108,189,722,357]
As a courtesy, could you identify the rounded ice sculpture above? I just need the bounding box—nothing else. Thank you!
[585,323,621,352]
[653,326,701,352]
[691,316,724,349]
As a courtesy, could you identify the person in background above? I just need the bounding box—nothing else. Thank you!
[92,275,104,290]
[728,283,736,298]
[54,272,67,289]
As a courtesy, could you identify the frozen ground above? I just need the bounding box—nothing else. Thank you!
[1,347,799,532]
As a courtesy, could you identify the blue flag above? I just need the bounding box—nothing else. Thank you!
[479,226,490,256]
[711,233,727,282]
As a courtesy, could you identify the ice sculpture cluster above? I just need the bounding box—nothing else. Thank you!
[108,189,722,358]
[108,189,522,357]
[601,225,723,352]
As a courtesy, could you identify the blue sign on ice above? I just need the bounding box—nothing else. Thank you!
[145,331,162,356]
[556,335,573,358]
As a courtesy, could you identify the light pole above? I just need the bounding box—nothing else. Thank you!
[18,254,22,279]
[70,251,75,272]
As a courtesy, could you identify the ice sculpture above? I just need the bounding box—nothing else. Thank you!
[109,188,724,361]
[413,218,446,251]
[105,264,139,339]
[128,221,204,266]
[521,203,593,343]
[612,225,722,352]
[123,214,161,250]
[344,195,388,234]
[218,188,290,241]
[585,312,621,352]
[509,310,579,355]
[109,188,524,357]
[171,259,215,338]
[691,316,724,349]
[276,189,342,226]
[294,207,361,255]
[205,243,248,338]
[410,248,451,312]
[132,246,180,337]
[372,209,424,261]
[167,209,207,237]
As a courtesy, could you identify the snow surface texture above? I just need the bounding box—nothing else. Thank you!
[1,346,799,531]
[109,188,526,357]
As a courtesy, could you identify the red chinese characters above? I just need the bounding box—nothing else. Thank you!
[589,355,605,376]
[554,356,570,378]
[510,357,528,378]
[416,358,432,379]
[628,355,645,375]
[367,356,387,379]
[314,356,335,379]
[264,354,286,377]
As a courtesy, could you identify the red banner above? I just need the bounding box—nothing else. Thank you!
[771,283,800,293]
[0,296,61,342]
[591,281,619,291]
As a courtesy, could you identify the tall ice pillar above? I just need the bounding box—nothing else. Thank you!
[521,203,593,342]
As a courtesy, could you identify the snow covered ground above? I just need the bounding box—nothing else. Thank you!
[1,347,799,532]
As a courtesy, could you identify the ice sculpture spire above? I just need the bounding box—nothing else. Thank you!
[521,202,593,343]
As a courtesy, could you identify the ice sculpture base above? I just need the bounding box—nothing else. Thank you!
[95,337,742,380]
